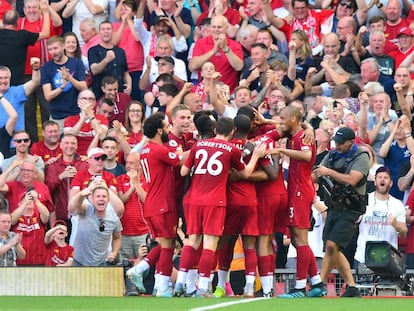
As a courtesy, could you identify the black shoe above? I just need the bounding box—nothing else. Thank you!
[341,286,361,297]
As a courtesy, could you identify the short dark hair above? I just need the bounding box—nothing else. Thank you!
[101,75,118,86]
[234,114,251,136]
[375,166,392,178]
[156,73,175,84]
[42,120,59,130]
[101,136,118,145]
[250,42,267,51]
[193,110,216,139]
[368,15,386,26]
[237,106,255,121]
[159,84,178,97]
[215,117,234,136]
[143,112,165,138]
[100,98,115,107]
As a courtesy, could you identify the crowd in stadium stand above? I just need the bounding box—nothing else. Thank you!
[1,0,414,299]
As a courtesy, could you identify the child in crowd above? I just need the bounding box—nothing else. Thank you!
[44,220,74,267]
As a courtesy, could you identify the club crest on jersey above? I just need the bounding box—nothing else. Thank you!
[169,140,178,147]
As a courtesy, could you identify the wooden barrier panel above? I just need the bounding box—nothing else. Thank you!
[0,267,125,297]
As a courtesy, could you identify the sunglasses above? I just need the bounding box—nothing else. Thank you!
[14,138,30,143]
[99,219,105,232]
[339,2,353,9]
[93,155,107,161]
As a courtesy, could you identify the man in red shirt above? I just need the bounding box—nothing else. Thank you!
[0,159,54,225]
[18,0,62,142]
[30,120,62,165]
[63,89,109,155]
[117,152,148,261]
[196,0,241,39]
[98,75,132,125]
[384,0,414,48]
[269,106,323,298]
[45,134,87,229]
[174,117,265,297]
[127,112,181,297]
[189,15,243,93]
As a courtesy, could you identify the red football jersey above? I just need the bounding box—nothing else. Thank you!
[45,240,74,266]
[286,128,316,202]
[14,209,47,265]
[140,142,180,217]
[30,141,62,163]
[184,138,245,207]
[227,138,257,207]
[116,174,150,236]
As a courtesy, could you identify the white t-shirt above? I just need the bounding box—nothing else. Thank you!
[355,192,406,263]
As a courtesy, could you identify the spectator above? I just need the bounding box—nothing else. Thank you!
[383,0,414,48]
[0,61,41,149]
[0,210,26,266]
[357,30,395,77]
[79,18,100,59]
[134,0,188,58]
[30,120,62,165]
[112,0,145,101]
[98,75,132,125]
[0,8,49,86]
[123,100,145,148]
[196,0,240,38]
[63,89,108,155]
[63,31,89,76]
[389,27,414,70]
[41,36,88,130]
[9,165,51,265]
[189,15,244,93]
[2,131,45,182]
[101,136,126,177]
[378,116,414,200]
[44,220,74,266]
[19,0,62,143]
[68,181,123,266]
[116,152,149,261]
[0,94,18,159]
[88,20,131,99]
[139,35,188,91]
[354,166,407,267]
[62,0,108,46]
[45,134,88,230]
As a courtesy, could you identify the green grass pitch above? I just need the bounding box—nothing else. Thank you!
[0,296,413,311]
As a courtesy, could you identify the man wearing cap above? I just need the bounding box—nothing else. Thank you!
[134,0,188,58]
[313,126,370,297]
[139,35,188,91]
[354,166,407,269]
[68,146,120,245]
[389,27,414,69]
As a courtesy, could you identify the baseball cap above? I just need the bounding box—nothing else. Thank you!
[333,127,355,144]
[87,147,105,159]
[155,56,175,66]
[397,27,413,37]
[52,220,67,228]
[154,15,168,24]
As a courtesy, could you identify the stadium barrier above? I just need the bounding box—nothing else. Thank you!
[0,267,125,296]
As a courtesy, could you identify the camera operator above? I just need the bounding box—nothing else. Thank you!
[313,127,370,297]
